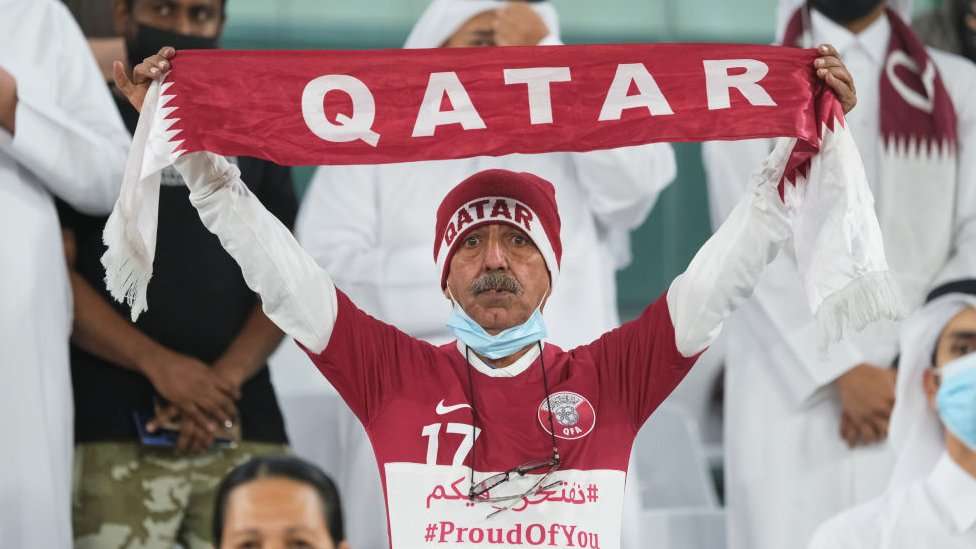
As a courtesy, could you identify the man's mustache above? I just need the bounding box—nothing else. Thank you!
[470,271,523,295]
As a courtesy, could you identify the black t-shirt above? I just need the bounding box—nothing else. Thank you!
[60,93,295,444]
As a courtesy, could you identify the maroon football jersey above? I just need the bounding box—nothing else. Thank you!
[305,290,697,549]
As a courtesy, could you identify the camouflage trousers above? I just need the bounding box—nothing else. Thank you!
[72,441,287,549]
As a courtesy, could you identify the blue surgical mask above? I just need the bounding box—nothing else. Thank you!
[446,290,548,361]
[937,353,976,452]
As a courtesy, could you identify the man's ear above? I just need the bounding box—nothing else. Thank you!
[923,368,940,410]
[337,540,351,549]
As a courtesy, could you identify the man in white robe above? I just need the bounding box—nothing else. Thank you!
[809,281,976,548]
[702,2,976,548]
[289,2,676,548]
[0,0,129,545]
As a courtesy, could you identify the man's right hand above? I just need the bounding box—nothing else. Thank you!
[834,363,896,448]
[112,46,175,113]
[147,404,221,455]
[138,346,239,432]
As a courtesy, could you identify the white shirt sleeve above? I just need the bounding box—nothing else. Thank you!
[0,2,128,215]
[570,143,677,232]
[297,165,447,339]
[666,138,794,357]
[175,151,338,353]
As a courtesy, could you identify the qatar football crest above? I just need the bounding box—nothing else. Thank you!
[538,391,596,440]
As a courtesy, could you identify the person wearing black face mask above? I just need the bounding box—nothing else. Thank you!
[809,0,886,25]
[116,0,225,125]
[59,1,296,547]
[914,0,976,63]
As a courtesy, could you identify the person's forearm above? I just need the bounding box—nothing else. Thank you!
[666,138,794,357]
[215,304,285,387]
[69,271,163,375]
[176,151,338,353]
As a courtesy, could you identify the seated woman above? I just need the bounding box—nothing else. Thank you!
[213,455,349,549]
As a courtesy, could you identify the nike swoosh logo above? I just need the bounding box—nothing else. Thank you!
[436,400,472,415]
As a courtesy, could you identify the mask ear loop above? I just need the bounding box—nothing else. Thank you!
[533,278,553,313]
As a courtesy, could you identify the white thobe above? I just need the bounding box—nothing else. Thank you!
[0,0,129,546]
[809,453,976,549]
[295,147,675,549]
[702,11,976,549]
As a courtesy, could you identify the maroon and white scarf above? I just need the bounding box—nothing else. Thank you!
[783,6,959,311]
[103,43,903,343]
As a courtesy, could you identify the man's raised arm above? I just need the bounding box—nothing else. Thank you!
[176,151,337,353]
[667,138,794,357]
[667,44,858,357]
[114,48,337,353]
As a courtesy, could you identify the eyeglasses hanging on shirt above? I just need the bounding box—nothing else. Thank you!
[463,343,562,518]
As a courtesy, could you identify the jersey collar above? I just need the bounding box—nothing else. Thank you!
[455,340,544,378]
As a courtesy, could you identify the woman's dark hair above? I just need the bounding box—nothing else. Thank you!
[213,455,345,546]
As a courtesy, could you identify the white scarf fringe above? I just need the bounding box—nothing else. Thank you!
[785,117,906,346]
[101,78,182,321]
[815,270,906,350]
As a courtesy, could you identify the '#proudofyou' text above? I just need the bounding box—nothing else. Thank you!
[423,521,601,548]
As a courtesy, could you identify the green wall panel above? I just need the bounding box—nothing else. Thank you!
[616,143,711,321]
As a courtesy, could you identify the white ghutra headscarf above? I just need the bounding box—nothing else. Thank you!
[404,0,561,49]
[887,282,976,490]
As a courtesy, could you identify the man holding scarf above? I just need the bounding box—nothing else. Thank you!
[810,280,976,548]
[703,2,976,548]
[115,41,857,548]
[293,2,674,547]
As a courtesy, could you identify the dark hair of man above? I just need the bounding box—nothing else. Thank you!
[924,279,976,367]
[212,455,345,545]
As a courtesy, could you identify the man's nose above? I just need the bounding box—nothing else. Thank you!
[483,232,509,270]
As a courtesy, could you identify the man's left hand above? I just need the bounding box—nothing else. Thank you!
[0,66,17,134]
[814,44,857,114]
[835,363,896,448]
[148,356,247,456]
[148,403,239,455]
